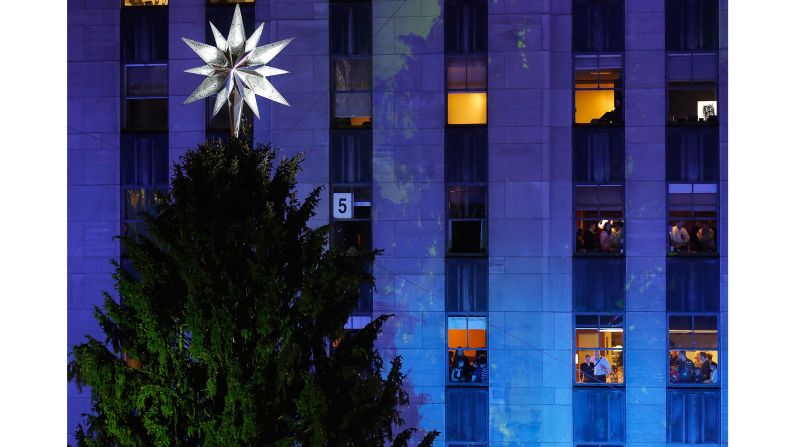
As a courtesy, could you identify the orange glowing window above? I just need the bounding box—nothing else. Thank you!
[447,93,487,125]
[448,316,486,350]
[574,55,623,125]
[124,0,168,5]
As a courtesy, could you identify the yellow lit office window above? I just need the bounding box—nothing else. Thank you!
[124,0,168,6]
[447,92,487,125]
[207,0,255,4]
[575,84,615,124]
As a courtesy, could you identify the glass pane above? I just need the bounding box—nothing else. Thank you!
[124,1,168,7]
[449,220,486,254]
[668,82,718,124]
[330,132,372,184]
[335,58,372,91]
[125,64,168,97]
[332,221,371,255]
[445,128,487,183]
[467,317,487,348]
[448,186,486,218]
[446,259,487,312]
[124,98,168,131]
[446,56,468,90]
[466,55,487,90]
[573,257,625,311]
[334,91,371,119]
[447,92,488,125]
[446,388,489,442]
[694,316,718,348]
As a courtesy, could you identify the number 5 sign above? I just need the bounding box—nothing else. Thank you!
[333,192,353,219]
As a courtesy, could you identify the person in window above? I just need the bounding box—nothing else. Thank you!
[696,223,715,252]
[600,222,617,253]
[593,351,612,383]
[670,221,690,252]
[698,352,712,379]
[450,347,472,382]
[584,222,599,252]
[704,362,719,384]
[611,221,624,252]
[580,354,595,383]
[471,353,488,383]
[675,350,696,383]
[598,98,623,124]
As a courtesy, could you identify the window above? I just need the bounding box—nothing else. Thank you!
[446,259,487,313]
[575,315,624,384]
[667,258,719,312]
[668,81,717,125]
[575,185,624,254]
[575,55,623,125]
[120,134,169,258]
[668,315,719,386]
[667,183,718,254]
[574,127,624,183]
[206,3,255,132]
[573,0,624,52]
[330,1,372,128]
[121,6,168,131]
[446,129,487,255]
[124,0,168,5]
[446,388,488,445]
[573,258,625,312]
[666,127,718,182]
[573,388,625,445]
[445,0,487,125]
[448,316,487,384]
[666,0,719,51]
[667,389,721,444]
[330,131,372,313]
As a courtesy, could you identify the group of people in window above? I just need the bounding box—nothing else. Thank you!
[449,348,488,384]
[578,352,616,383]
[576,220,624,254]
[670,351,719,384]
[670,220,716,253]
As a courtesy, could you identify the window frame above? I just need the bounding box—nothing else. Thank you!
[573,183,626,256]
[445,387,489,445]
[446,314,489,387]
[330,0,373,129]
[444,0,488,127]
[572,0,625,53]
[573,54,624,126]
[665,0,719,52]
[666,182,719,256]
[572,387,627,446]
[667,313,721,388]
[666,388,721,445]
[573,313,625,386]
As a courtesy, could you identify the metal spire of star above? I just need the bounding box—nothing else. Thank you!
[182,4,293,138]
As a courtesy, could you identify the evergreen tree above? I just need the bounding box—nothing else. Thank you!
[68,137,439,447]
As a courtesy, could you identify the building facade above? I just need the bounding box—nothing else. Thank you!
[68,1,728,445]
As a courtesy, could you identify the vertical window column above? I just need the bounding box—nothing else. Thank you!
[330,1,373,328]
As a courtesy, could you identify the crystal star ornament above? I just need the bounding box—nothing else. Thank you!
[182,4,293,137]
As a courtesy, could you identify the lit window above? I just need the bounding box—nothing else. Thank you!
[573,388,625,444]
[573,127,624,183]
[666,0,719,51]
[330,1,372,128]
[667,257,719,312]
[445,0,487,125]
[448,316,487,384]
[575,55,623,125]
[668,315,719,386]
[667,183,718,254]
[575,315,623,384]
[668,81,717,125]
[575,184,624,254]
[667,389,721,444]
[573,258,625,312]
[573,0,625,52]
[207,0,254,4]
[447,92,487,125]
[666,127,719,182]
[446,388,488,445]
[124,0,168,6]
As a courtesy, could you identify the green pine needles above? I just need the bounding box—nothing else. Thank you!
[68,137,439,447]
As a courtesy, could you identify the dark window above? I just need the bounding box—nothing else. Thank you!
[668,183,718,254]
[444,0,487,54]
[205,3,255,132]
[575,185,624,254]
[667,389,721,443]
[573,388,625,444]
[121,6,168,131]
[330,132,373,184]
[666,127,719,182]
[446,128,487,255]
[446,129,487,183]
[666,0,719,51]
[666,258,719,312]
[446,259,487,312]
[120,134,169,257]
[573,257,625,312]
[574,127,625,183]
[668,315,719,386]
[330,1,372,128]
[573,0,625,52]
[575,55,623,125]
[575,315,624,385]
[446,388,488,444]
[668,81,718,125]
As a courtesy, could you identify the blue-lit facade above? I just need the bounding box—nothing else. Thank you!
[68,1,728,445]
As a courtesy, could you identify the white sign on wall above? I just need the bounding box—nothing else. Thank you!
[333,193,353,219]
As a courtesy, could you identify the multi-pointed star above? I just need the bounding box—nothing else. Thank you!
[182,4,292,137]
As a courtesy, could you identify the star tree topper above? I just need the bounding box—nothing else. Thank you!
[182,5,293,138]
